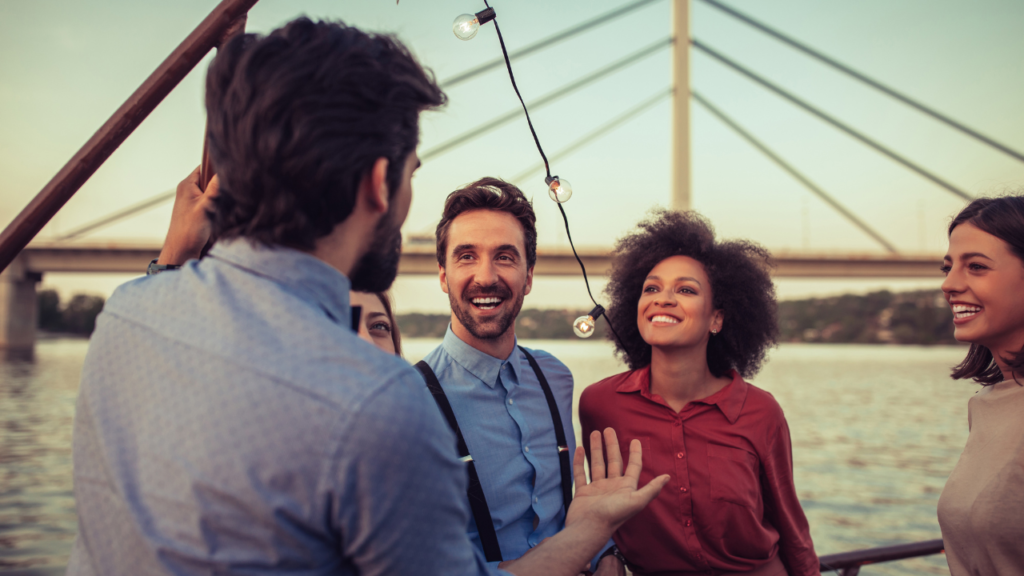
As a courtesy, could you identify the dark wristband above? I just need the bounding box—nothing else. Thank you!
[147,258,182,276]
[599,545,626,566]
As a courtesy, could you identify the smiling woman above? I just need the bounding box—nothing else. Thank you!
[579,210,819,576]
[936,194,1024,576]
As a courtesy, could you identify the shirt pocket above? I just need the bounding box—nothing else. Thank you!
[707,442,760,509]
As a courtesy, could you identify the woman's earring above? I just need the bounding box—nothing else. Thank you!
[711,329,718,335]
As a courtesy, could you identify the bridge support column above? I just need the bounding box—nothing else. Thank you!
[0,255,41,350]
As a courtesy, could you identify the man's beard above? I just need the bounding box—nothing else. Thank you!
[349,216,402,293]
[448,280,527,340]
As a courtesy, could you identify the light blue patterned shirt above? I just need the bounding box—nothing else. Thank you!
[68,239,500,576]
[421,328,612,569]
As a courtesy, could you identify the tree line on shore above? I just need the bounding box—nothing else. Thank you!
[40,288,958,345]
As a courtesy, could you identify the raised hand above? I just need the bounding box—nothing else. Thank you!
[565,428,669,532]
[157,167,219,265]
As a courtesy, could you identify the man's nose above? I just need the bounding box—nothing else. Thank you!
[475,259,499,285]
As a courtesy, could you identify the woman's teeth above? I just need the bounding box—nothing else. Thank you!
[472,297,503,310]
[650,315,679,324]
[952,304,981,319]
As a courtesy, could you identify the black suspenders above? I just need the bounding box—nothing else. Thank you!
[414,346,573,563]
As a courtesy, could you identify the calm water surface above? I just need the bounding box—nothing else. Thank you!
[1,338,973,574]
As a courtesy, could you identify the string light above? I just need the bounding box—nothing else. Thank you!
[453,8,496,40]
[573,305,605,338]
[451,2,624,345]
[546,175,573,203]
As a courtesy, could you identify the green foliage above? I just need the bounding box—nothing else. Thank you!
[778,289,955,345]
[37,289,105,335]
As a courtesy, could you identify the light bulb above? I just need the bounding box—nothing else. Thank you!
[573,315,596,338]
[572,305,604,339]
[547,176,573,203]
[453,14,480,40]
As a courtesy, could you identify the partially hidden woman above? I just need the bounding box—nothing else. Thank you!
[579,210,818,576]
[937,195,1024,575]
[350,290,403,356]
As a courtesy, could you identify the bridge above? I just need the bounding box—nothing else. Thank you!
[2,0,1019,351]
[0,240,943,349]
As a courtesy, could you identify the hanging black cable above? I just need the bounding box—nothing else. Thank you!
[442,0,665,88]
[423,37,672,161]
[692,38,973,201]
[692,90,899,254]
[697,0,1024,165]
[481,1,625,347]
[510,87,673,184]
[57,189,175,241]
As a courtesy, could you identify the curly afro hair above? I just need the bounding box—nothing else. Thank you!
[604,209,778,378]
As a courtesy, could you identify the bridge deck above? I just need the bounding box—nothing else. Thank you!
[21,242,944,278]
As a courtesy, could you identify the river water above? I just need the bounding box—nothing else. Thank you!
[1,338,973,575]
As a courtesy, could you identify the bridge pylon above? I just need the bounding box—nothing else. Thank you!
[0,255,40,351]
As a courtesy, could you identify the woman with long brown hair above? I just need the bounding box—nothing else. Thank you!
[937,195,1024,575]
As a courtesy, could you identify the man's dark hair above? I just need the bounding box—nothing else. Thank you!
[605,209,778,378]
[434,178,537,269]
[948,194,1024,385]
[205,18,445,250]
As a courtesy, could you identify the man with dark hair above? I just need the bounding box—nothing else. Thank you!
[420,178,625,575]
[68,19,665,576]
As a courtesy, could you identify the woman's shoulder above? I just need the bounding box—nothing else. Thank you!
[739,379,788,421]
[580,368,642,405]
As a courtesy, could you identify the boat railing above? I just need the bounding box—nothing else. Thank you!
[818,538,944,575]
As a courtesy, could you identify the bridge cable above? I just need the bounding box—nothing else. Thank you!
[697,0,1024,165]
[440,0,666,89]
[422,36,673,162]
[692,38,973,201]
[692,91,899,254]
[509,87,674,185]
[56,189,175,241]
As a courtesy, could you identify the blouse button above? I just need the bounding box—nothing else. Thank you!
[685,519,692,527]
[675,452,685,459]
[679,486,688,492]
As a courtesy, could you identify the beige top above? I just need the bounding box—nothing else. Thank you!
[938,379,1024,576]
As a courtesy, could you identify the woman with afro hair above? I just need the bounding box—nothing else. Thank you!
[579,210,817,576]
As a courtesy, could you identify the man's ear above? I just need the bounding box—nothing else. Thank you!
[439,263,449,294]
[524,266,534,296]
[359,157,390,214]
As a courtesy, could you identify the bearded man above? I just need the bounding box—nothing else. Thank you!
[420,178,625,576]
[67,20,665,576]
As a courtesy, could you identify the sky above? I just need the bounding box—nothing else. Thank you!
[2,0,1023,312]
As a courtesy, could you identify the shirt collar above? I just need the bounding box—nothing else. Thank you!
[442,325,522,388]
[616,367,747,423]
[208,238,352,327]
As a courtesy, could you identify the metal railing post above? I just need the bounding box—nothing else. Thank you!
[0,0,259,273]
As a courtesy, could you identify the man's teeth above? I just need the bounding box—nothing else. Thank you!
[472,297,503,309]
[952,304,981,319]
[650,315,679,324]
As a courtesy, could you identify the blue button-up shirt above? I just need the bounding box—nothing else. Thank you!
[68,239,499,576]
[422,328,611,569]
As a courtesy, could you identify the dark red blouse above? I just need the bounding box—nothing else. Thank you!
[579,368,818,576]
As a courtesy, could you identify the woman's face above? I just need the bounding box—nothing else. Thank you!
[349,291,396,355]
[941,222,1024,353]
[636,255,723,350]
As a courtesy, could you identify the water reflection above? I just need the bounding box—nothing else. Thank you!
[0,339,82,572]
[3,339,973,574]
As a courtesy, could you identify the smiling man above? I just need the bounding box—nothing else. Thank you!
[418,178,623,575]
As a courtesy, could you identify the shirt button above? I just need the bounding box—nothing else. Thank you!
[679,486,688,492]
[534,496,539,503]
[508,399,514,405]
[524,446,530,453]
[685,519,692,527]
[676,452,685,459]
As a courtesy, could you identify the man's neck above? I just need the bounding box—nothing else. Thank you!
[450,318,516,360]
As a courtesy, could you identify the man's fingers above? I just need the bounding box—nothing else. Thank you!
[178,167,202,198]
[634,473,671,505]
[623,438,643,481]
[603,428,623,478]
[204,174,221,198]
[573,446,588,487]
[589,430,605,481]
